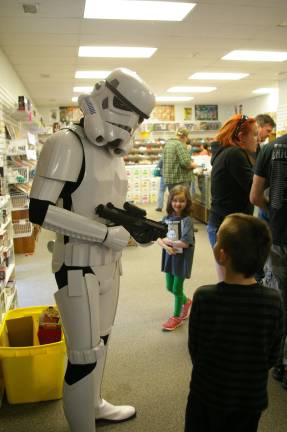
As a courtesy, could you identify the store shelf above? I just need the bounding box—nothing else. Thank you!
[13,219,33,238]
[0,241,14,256]
[125,164,159,204]
[10,192,29,211]
[0,195,10,210]
[125,137,164,165]
[0,217,12,235]
[4,262,15,287]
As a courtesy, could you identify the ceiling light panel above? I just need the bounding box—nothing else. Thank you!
[252,88,278,95]
[222,50,287,62]
[189,72,249,80]
[78,46,157,58]
[75,71,111,79]
[73,86,93,93]
[168,86,216,93]
[156,96,194,102]
[84,0,196,21]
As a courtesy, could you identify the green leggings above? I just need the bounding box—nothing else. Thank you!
[165,273,187,317]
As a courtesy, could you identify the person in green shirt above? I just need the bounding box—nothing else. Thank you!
[162,127,198,191]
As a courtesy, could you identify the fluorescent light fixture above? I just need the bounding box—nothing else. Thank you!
[167,86,216,93]
[72,96,78,102]
[222,50,287,62]
[75,70,111,79]
[189,72,249,80]
[252,88,278,95]
[78,46,157,58]
[84,0,196,21]
[73,86,93,93]
[156,96,194,102]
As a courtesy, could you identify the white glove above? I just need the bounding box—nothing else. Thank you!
[103,225,130,251]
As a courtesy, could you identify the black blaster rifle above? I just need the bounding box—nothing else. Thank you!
[95,202,168,244]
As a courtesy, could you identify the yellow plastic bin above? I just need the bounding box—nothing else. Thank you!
[0,306,67,404]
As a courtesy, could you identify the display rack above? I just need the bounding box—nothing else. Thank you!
[124,137,164,165]
[6,131,37,254]
[126,164,159,204]
[124,121,218,205]
[0,148,17,323]
[0,90,18,329]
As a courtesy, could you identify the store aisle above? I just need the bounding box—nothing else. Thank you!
[1,207,287,432]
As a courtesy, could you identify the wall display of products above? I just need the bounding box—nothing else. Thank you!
[126,165,159,204]
[195,104,218,121]
[5,128,38,250]
[0,139,17,326]
[124,137,164,165]
[125,121,219,166]
[125,122,217,206]
[0,91,40,254]
[137,120,221,134]
[150,105,175,121]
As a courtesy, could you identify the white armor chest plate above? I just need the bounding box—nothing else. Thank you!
[53,129,128,270]
[71,134,128,218]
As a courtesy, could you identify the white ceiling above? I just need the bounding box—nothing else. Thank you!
[1,0,287,108]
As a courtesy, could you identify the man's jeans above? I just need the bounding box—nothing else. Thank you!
[157,176,167,210]
[207,224,217,248]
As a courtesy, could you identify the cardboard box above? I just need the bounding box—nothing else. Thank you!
[6,316,33,347]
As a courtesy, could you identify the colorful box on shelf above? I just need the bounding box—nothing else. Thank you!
[7,167,29,184]
[7,139,28,156]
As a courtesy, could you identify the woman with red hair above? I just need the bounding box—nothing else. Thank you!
[207,114,258,279]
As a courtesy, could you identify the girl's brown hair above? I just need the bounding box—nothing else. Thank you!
[216,114,257,147]
[166,185,192,217]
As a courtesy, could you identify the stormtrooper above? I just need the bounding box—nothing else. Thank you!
[29,68,155,432]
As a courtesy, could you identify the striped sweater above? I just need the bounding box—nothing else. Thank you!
[188,282,284,411]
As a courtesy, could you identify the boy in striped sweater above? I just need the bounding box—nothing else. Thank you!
[185,213,284,432]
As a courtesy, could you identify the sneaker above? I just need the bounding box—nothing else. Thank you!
[272,365,285,382]
[155,208,162,212]
[162,316,183,331]
[180,298,192,320]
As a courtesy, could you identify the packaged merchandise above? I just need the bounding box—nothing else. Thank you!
[37,306,62,344]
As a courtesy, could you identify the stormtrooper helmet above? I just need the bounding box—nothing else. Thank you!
[78,68,155,155]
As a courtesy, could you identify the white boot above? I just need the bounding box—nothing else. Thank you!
[95,398,136,422]
[63,373,96,432]
[94,338,136,423]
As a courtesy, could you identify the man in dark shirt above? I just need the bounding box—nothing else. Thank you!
[185,213,284,432]
[250,133,287,388]
[255,114,276,146]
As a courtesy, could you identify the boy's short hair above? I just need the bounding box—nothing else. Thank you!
[219,213,272,277]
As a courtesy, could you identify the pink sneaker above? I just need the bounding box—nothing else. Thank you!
[180,298,192,320]
[162,316,183,331]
